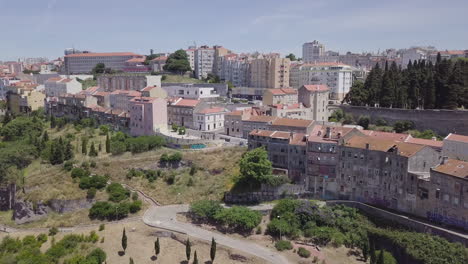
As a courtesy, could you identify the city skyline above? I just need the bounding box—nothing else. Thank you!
[1,0,467,61]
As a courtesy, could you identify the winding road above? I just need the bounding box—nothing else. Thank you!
[143,204,290,264]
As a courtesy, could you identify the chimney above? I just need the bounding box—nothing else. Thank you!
[325,127,331,138]
[431,136,437,141]
[441,156,449,165]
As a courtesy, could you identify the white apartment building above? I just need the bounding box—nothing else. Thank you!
[194,46,216,79]
[185,48,196,70]
[290,62,352,101]
[64,52,143,74]
[194,107,226,131]
[302,40,325,63]
[44,77,82,97]
[163,84,219,100]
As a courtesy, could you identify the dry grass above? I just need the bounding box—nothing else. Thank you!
[0,220,266,264]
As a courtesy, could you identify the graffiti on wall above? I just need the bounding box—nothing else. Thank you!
[427,211,468,231]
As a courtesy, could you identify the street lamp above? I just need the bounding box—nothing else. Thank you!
[277,215,282,240]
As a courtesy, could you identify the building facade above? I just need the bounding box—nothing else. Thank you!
[250,57,290,88]
[97,74,161,92]
[262,88,298,106]
[302,40,325,63]
[298,84,330,122]
[443,134,468,161]
[167,98,201,129]
[194,46,215,79]
[45,77,82,97]
[129,97,167,136]
[64,52,143,74]
[194,107,226,131]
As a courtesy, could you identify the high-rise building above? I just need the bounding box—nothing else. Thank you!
[302,40,325,63]
[194,46,216,79]
[250,56,290,89]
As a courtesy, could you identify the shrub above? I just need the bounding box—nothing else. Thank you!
[89,201,130,220]
[214,206,262,232]
[375,118,387,126]
[190,200,223,221]
[160,153,169,162]
[49,227,59,236]
[86,188,97,199]
[168,152,182,162]
[357,115,370,129]
[275,240,293,251]
[90,160,97,168]
[129,200,142,213]
[164,173,175,185]
[87,231,99,243]
[87,248,106,263]
[70,167,89,178]
[132,192,139,201]
[106,183,130,202]
[63,160,74,171]
[79,175,107,190]
[99,224,105,231]
[37,234,48,244]
[297,247,311,258]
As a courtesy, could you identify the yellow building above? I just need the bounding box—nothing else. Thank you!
[7,86,45,114]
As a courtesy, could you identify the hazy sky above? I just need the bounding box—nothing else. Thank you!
[1,0,467,61]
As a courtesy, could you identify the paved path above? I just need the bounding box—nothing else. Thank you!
[143,204,289,264]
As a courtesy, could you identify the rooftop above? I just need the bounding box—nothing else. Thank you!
[244,116,277,123]
[404,137,443,149]
[267,88,297,95]
[197,107,226,114]
[362,130,411,141]
[65,52,141,58]
[270,103,302,110]
[172,98,200,107]
[445,133,468,143]
[302,84,329,92]
[433,159,468,179]
[271,118,314,128]
[344,135,426,157]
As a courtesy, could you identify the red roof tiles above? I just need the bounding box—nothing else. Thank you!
[302,84,329,92]
[65,52,141,58]
[173,98,200,107]
[433,159,468,179]
[197,107,226,114]
[445,133,468,144]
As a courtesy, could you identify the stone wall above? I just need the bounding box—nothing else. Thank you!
[224,184,306,204]
[0,184,15,211]
[326,201,468,247]
[339,105,468,136]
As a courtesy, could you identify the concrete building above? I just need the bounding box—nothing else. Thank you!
[298,84,330,122]
[194,107,226,131]
[268,103,310,120]
[262,88,297,106]
[140,86,167,98]
[97,74,161,92]
[224,107,262,137]
[64,52,143,74]
[185,48,196,70]
[44,77,82,97]
[123,57,152,73]
[129,97,167,136]
[109,90,142,112]
[167,98,201,129]
[6,86,45,114]
[268,118,315,135]
[242,116,278,138]
[290,63,353,101]
[302,40,325,63]
[150,56,167,72]
[250,57,290,88]
[217,54,250,87]
[194,46,215,79]
[443,134,468,161]
[163,84,219,100]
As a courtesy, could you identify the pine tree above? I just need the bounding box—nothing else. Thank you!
[185,238,191,261]
[154,237,160,257]
[377,250,384,264]
[64,140,74,160]
[193,250,198,264]
[210,237,216,263]
[380,61,394,107]
[364,63,383,106]
[122,228,127,253]
[105,133,111,153]
[82,138,88,155]
[50,115,56,128]
[89,142,98,157]
[444,60,463,109]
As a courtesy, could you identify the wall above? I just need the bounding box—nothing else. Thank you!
[339,105,468,136]
[0,184,16,211]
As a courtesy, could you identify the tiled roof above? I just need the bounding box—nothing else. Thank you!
[126,57,146,63]
[226,110,243,116]
[270,103,302,110]
[362,130,410,141]
[404,137,443,149]
[65,52,141,58]
[445,133,468,143]
[268,88,297,95]
[93,91,110,96]
[173,98,200,107]
[46,77,63,82]
[302,84,329,92]
[110,90,142,97]
[244,116,277,123]
[141,86,158,92]
[344,135,426,157]
[271,118,314,128]
[59,78,73,83]
[433,159,468,179]
[151,56,168,61]
[290,133,307,146]
[308,125,356,142]
[197,107,226,114]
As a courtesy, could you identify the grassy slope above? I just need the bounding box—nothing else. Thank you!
[161,74,205,84]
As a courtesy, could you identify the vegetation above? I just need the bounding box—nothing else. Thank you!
[185,238,191,261]
[285,53,297,61]
[344,56,468,109]
[110,132,165,155]
[236,147,280,190]
[274,240,293,251]
[297,247,311,258]
[163,49,191,74]
[210,237,216,263]
[122,228,127,253]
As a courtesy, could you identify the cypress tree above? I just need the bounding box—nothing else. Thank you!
[42,130,49,142]
[64,140,74,160]
[370,239,376,264]
[193,250,198,264]
[377,250,384,264]
[185,238,191,261]
[444,60,464,109]
[82,138,88,155]
[362,239,369,261]
[105,133,111,153]
[89,142,98,157]
[129,257,134,264]
[364,63,383,106]
[380,61,394,107]
[98,142,102,152]
[154,237,160,257]
[50,115,56,128]
[210,237,216,263]
[122,228,127,253]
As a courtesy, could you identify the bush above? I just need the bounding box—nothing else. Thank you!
[190,200,223,221]
[49,227,59,236]
[63,160,74,171]
[90,160,97,168]
[37,234,48,244]
[70,167,89,178]
[132,192,139,201]
[99,224,105,231]
[297,247,311,258]
[168,152,182,162]
[357,115,370,129]
[87,248,106,263]
[129,200,142,213]
[375,118,387,126]
[86,188,97,199]
[164,172,176,185]
[106,183,130,202]
[214,206,262,232]
[160,153,169,162]
[79,175,107,190]
[89,201,130,220]
[275,240,293,251]
[393,120,414,133]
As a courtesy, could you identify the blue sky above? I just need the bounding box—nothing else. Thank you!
[1,0,467,61]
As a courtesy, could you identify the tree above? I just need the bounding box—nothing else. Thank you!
[377,250,384,264]
[64,140,74,160]
[105,133,110,153]
[81,138,88,155]
[285,53,296,61]
[122,228,127,253]
[89,142,98,157]
[185,238,191,261]
[154,237,160,257]
[98,143,102,152]
[210,237,216,263]
[238,147,273,188]
[50,115,56,128]
[92,63,112,74]
[370,239,376,264]
[344,81,368,106]
[362,239,369,261]
[129,257,134,264]
[365,63,383,106]
[193,250,198,264]
[357,115,370,129]
[163,49,191,74]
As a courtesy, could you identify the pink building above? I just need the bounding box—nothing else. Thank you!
[129,97,167,136]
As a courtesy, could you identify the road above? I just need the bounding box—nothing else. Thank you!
[143,204,290,264]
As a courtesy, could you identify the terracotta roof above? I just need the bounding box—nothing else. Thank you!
[46,77,62,82]
[151,56,168,61]
[271,118,314,128]
[433,159,468,179]
[110,90,141,97]
[362,130,410,141]
[308,125,356,142]
[302,84,329,92]
[438,50,464,55]
[290,133,307,146]
[344,135,426,157]
[405,137,443,149]
[445,133,468,143]
[294,62,351,68]
[141,86,158,92]
[173,98,200,107]
[270,103,302,110]
[226,110,243,116]
[126,57,146,63]
[244,116,277,123]
[197,107,226,114]
[65,52,141,58]
[93,91,110,97]
[268,88,297,95]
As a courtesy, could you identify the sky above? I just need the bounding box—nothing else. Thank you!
[0,0,467,61]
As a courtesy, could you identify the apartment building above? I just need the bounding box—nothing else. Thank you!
[302,40,325,63]
[224,107,262,137]
[109,90,142,112]
[250,57,290,88]
[217,54,250,87]
[241,116,278,138]
[442,133,468,161]
[290,63,353,101]
[129,97,167,136]
[194,46,215,79]
[262,88,298,106]
[64,52,143,74]
[45,77,82,97]
[97,74,161,92]
[194,107,226,131]
[298,84,329,122]
[140,86,167,98]
[167,98,201,129]
[163,84,219,100]
[185,48,196,70]
[6,86,45,114]
[268,103,310,120]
